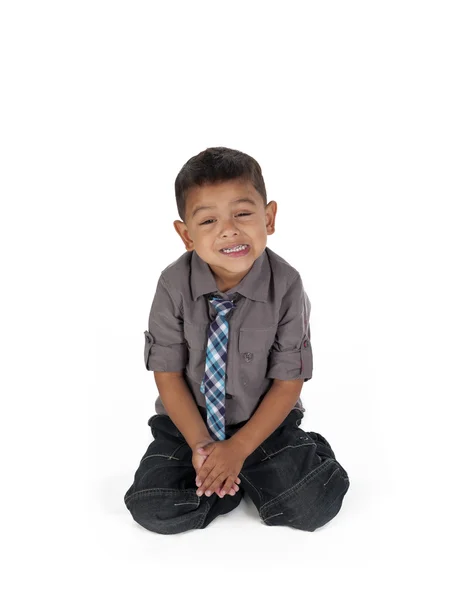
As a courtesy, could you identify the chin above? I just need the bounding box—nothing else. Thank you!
[221,255,255,269]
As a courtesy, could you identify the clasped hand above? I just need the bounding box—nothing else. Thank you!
[194,439,246,498]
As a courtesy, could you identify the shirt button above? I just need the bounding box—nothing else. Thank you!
[244,352,253,362]
[303,340,309,348]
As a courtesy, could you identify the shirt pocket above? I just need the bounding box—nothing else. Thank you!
[238,325,278,389]
[183,320,209,383]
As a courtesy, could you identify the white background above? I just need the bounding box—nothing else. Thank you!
[1,1,449,598]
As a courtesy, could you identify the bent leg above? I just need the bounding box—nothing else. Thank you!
[238,409,350,532]
[124,415,243,535]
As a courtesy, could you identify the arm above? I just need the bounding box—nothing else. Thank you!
[154,371,212,451]
[144,275,213,450]
[230,378,304,457]
[231,273,312,457]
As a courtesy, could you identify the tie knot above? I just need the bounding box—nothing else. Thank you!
[209,296,236,317]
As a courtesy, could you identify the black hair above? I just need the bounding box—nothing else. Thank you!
[175,146,267,222]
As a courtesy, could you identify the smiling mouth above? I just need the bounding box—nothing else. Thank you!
[219,244,251,256]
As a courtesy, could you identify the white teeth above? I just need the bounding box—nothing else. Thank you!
[221,244,248,253]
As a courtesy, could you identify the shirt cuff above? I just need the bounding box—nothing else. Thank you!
[266,340,313,382]
[144,330,187,372]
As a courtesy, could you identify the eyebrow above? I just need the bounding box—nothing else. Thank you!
[191,197,258,220]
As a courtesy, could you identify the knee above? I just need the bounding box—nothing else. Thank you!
[124,488,208,535]
[260,459,350,532]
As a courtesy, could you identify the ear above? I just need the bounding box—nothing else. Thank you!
[265,200,277,235]
[173,220,195,251]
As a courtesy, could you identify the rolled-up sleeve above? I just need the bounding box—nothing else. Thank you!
[143,275,188,372]
[266,273,313,381]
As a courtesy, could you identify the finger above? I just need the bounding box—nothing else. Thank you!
[218,476,236,498]
[196,463,215,488]
[202,470,225,496]
[215,483,239,498]
[194,466,204,486]
[198,467,223,496]
[216,482,239,496]
[217,477,241,495]
[205,473,229,497]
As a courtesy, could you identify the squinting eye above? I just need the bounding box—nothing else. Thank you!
[199,213,252,226]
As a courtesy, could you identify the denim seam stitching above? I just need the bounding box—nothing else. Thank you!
[259,458,334,513]
[259,445,270,459]
[197,498,212,529]
[125,487,200,505]
[138,441,187,465]
[263,511,284,521]
[139,454,181,463]
[239,472,263,503]
[260,441,315,461]
[323,467,340,487]
[125,487,210,531]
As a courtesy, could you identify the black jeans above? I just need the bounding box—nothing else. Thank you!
[124,408,350,535]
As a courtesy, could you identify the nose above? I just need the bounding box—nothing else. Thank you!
[219,217,240,237]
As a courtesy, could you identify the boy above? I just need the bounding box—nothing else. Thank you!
[124,147,350,535]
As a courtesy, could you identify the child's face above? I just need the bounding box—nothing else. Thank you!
[173,178,277,285]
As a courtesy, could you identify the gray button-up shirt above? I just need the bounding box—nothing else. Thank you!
[143,246,313,425]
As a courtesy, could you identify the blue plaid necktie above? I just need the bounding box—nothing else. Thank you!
[200,296,236,441]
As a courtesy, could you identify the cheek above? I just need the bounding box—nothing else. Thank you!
[249,224,267,239]
[195,233,215,250]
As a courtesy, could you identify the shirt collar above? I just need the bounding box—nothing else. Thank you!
[190,248,270,303]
